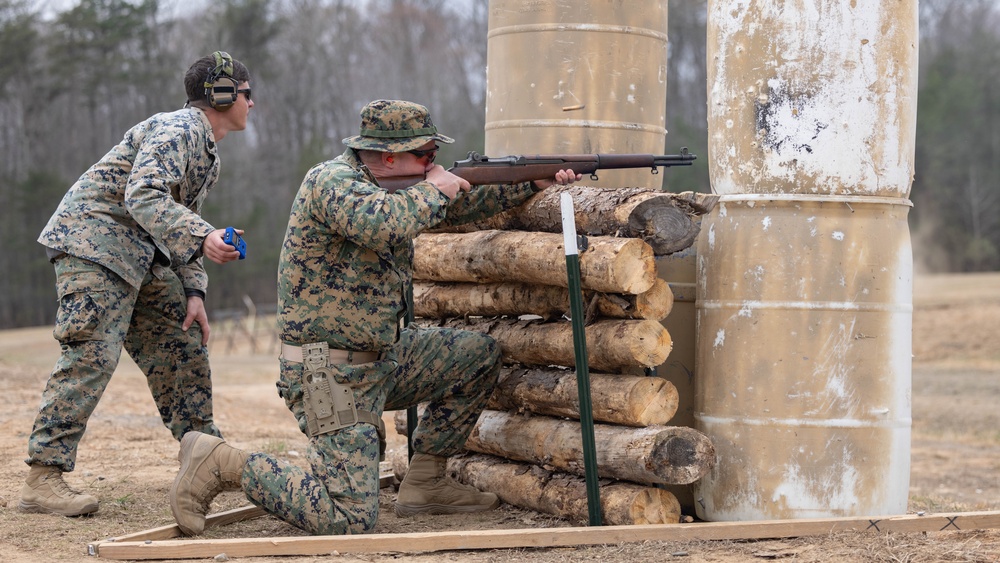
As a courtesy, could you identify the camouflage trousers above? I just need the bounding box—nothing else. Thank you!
[241,326,500,535]
[26,254,220,472]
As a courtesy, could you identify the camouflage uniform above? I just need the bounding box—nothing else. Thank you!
[240,101,539,535]
[30,108,223,472]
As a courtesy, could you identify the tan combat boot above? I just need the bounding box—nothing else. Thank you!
[395,453,499,517]
[169,432,248,536]
[19,464,99,516]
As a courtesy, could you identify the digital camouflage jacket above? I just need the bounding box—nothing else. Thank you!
[38,108,219,292]
[277,149,538,351]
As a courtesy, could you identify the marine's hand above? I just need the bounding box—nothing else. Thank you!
[426,165,471,199]
[532,169,583,191]
[183,295,210,346]
[203,228,243,264]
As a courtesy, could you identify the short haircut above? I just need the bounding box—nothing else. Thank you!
[184,53,251,107]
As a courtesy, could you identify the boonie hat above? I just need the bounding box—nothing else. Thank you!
[342,100,455,152]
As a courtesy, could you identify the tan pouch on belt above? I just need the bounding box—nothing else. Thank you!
[302,342,360,437]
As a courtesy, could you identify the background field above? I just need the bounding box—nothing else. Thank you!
[1,272,999,562]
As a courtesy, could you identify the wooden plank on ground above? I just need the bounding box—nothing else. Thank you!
[91,510,1000,560]
[379,471,395,488]
[88,469,394,555]
[87,505,267,554]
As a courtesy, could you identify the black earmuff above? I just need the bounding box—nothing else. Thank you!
[204,51,238,111]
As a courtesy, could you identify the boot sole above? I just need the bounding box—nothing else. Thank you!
[18,499,98,517]
[394,497,500,517]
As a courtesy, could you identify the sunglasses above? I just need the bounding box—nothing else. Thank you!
[407,145,439,162]
[237,87,252,101]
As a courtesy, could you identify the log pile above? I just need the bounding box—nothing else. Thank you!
[396,186,718,526]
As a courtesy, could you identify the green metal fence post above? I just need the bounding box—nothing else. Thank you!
[561,192,603,526]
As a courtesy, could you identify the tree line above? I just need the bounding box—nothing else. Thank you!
[0,0,996,329]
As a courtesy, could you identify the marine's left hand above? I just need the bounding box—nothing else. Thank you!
[532,169,584,190]
[183,295,210,346]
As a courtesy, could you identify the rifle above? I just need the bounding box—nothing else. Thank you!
[378,147,696,193]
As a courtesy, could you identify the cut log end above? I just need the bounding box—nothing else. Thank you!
[633,278,674,321]
[649,427,717,485]
[630,377,680,426]
[628,198,700,255]
[628,486,682,525]
[629,320,673,367]
[576,237,655,295]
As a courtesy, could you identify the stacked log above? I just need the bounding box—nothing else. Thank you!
[425,316,671,373]
[395,409,712,486]
[390,451,682,526]
[398,185,717,526]
[413,278,674,321]
[488,367,679,426]
[414,230,656,294]
[428,186,718,255]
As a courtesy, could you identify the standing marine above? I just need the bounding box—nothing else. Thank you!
[20,51,254,517]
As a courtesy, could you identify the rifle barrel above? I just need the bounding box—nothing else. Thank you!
[519,152,696,170]
[378,149,696,192]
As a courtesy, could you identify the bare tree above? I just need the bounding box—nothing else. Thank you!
[665,0,709,193]
[914,0,1000,271]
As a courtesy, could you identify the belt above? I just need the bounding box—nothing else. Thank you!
[280,343,379,365]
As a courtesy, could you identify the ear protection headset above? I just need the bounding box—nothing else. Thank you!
[204,51,239,111]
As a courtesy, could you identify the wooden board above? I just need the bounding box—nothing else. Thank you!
[86,505,267,555]
[88,468,395,555]
[91,510,1000,560]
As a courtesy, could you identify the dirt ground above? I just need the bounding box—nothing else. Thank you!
[2,271,1000,562]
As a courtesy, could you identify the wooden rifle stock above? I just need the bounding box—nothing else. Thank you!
[377,148,695,193]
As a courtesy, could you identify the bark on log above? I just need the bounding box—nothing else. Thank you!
[488,367,679,427]
[429,186,720,255]
[413,278,673,321]
[390,451,681,525]
[413,230,655,294]
[467,411,713,485]
[418,317,671,372]
[393,410,715,485]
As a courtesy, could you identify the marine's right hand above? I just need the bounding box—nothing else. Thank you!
[425,165,471,200]
[203,228,243,264]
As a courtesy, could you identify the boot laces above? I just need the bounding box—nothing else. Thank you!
[44,469,84,497]
[437,474,481,494]
[194,468,226,513]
